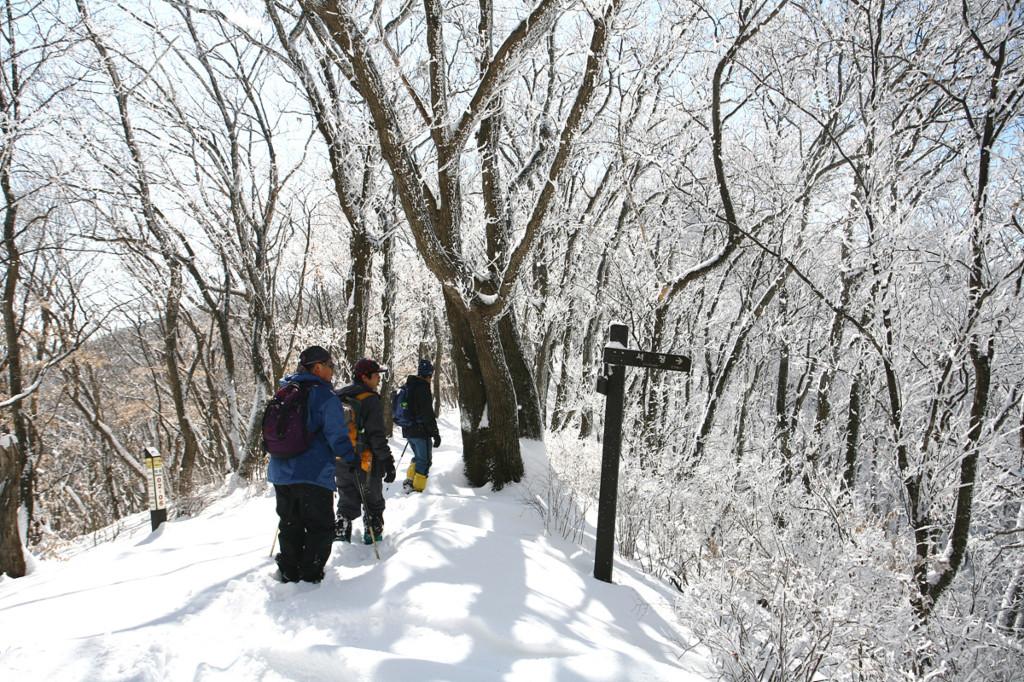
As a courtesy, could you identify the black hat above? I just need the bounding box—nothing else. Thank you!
[298,345,332,370]
[418,359,434,376]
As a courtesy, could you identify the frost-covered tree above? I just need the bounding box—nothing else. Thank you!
[0,0,93,578]
[298,0,621,488]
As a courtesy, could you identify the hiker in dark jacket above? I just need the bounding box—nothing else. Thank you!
[402,359,441,494]
[334,357,397,545]
[268,345,356,584]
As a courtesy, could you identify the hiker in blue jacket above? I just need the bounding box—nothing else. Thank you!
[268,345,356,584]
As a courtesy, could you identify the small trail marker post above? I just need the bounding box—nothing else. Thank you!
[144,447,167,531]
[594,323,691,583]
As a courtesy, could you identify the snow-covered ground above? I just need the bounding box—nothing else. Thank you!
[0,416,710,681]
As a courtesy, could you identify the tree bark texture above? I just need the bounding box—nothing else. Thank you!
[0,85,26,577]
[499,310,543,440]
[381,221,398,437]
[0,440,24,577]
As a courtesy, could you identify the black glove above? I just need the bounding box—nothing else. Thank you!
[384,461,397,483]
[432,435,441,448]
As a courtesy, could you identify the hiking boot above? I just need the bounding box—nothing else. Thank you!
[334,517,352,543]
[274,553,300,583]
[403,478,415,495]
[300,568,325,584]
[273,568,299,583]
[363,513,383,544]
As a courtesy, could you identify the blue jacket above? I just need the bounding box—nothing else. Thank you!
[267,372,356,490]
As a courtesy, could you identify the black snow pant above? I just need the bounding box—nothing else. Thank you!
[274,482,334,582]
[336,463,385,532]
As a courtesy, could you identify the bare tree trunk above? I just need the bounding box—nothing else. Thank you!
[433,315,444,416]
[465,310,525,488]
[499,311,543,440]
[918,118,998,619]
[842,371,862,491]
[0,87,27,578]
[443,294,489,484]
[0,439,24,577]
[534,319,558,427]
[775,284,792,469]
[199,346,232,474]
[381,213,397,437]
[578,198,635,440]
[548,326,574,433]
[345,221,372,367]
[162,266,203,493]
[578,313,602,440]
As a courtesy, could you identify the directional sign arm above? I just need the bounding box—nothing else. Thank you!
[603,346,691,373]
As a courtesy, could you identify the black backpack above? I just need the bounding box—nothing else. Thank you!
[262,382,317,458]
[391,383,417,427]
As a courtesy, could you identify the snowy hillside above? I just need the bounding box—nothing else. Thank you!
[0,418,708,681]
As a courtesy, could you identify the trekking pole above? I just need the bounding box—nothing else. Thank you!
[354,466,381,561]
[269,526,279,557]
[386,441,410,492]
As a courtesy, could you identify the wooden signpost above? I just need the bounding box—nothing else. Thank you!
[594,323,691,583]
[144,447,167,531]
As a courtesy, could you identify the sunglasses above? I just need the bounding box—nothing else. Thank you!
[316,360,334,369]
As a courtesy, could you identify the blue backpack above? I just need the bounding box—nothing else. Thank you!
[391,383,417,427]
[263,382,317,458]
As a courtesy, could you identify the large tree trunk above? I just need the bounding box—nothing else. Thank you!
[440,285,525,488]
[499,310,543,440]
[0,138,26,578]
[0,438,24,578]
[465,308,525,489]
[345,224,372,368]
[442,292,488,486]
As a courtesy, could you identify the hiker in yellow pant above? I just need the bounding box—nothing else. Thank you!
[399,359,440,494]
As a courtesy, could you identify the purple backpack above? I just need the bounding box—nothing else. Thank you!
[262,382,317,458]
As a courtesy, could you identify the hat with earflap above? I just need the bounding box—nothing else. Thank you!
[418,359,434,377]
[298,345,331,371]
